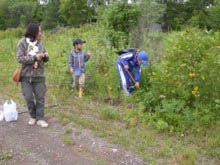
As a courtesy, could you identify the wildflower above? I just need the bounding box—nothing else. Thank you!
[194,86,199,91]
[189,72,195,77]
[192,90,196,95]
[176,81,181,85]
[159,95,166,99]
[215,45,220,48]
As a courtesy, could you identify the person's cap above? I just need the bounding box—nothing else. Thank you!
[137,52,148,66]
[73,39,86,46]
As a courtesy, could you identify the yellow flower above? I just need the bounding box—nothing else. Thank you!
[189,72,195,77]
[176,81,181,85]
[194,86,199,91]
[216,45,220,48]
[192,90,196,95]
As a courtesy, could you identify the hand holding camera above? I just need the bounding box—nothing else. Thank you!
[36,52,49,61]
[36,53,43,61]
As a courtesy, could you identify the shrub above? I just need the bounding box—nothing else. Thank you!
[140,28,220,132]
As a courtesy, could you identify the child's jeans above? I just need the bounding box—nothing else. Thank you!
[72,73,85,89]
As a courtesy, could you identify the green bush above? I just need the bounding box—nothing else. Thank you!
[138,28,220,132]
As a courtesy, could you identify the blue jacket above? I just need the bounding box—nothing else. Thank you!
[68,49,90,76]
[117,52,141,82]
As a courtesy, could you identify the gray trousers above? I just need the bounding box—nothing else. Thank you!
[72,73,85,89]
[21,81,46,120]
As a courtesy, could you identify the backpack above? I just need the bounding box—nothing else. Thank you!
[117,48,138,56]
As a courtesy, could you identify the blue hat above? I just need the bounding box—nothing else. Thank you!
[73,38,86,46]
[137,52,148,66]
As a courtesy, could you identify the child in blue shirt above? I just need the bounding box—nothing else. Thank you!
[68,39,90,97]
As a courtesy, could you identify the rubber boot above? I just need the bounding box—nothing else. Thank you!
[79,88,83,98]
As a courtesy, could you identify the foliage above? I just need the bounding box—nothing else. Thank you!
[189,5,220,30]
[137,28,220,132]
[33,0,64,29]
[0,22,220,135]
[0,0,219,31]
[99,2,141,49]
[160,0,218,30]
[0,0,35,30]
[59,0,95,26]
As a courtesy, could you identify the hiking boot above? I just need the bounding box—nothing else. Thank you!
[37,120,48,128]
[28,118,36,125]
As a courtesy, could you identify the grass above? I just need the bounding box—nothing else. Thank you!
[0,151,12,161]
[96,159,107,165]
[0,27,219,164]
[100,108,121,120]
[63,136,75,145]
[44,89,219,164]
[174,148,197,165]
[65,128,73,134]
[75,128,82,136]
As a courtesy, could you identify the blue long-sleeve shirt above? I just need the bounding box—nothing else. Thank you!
[117,52,141,82]
[68,49,90,76]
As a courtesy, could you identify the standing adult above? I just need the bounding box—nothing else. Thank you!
[16,23,49,127]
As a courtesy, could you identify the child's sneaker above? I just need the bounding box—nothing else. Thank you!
[28,118,36,125]
[37,120,48,128]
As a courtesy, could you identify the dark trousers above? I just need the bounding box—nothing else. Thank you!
[21,81,46,120]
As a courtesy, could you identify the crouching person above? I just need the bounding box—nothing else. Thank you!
[68,39,91,97]
[16,23,49,127]
[116,49,148,96]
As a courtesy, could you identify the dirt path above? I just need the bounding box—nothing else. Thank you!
[0,98,148,165]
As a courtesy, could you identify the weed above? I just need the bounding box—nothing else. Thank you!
[205,135,220,158]
[0,151,12,161]
[96,159,106,165]
[66,128,72,134]
[75,128,82,136]
[174,148,197,165]
[63,136,75,145]
[100,108,120,120]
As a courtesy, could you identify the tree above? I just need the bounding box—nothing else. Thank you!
[32,0,64,29]
[0,0,35,30]
[158,0,217,30]
[131,0,165,48]
[59,0,95,26]
[100,1,141,49]
[189,5,220,30]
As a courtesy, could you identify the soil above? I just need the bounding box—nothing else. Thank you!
[0,97,148,165]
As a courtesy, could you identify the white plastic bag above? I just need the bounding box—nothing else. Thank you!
[3,100,18,122]
[0,105,4,121]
